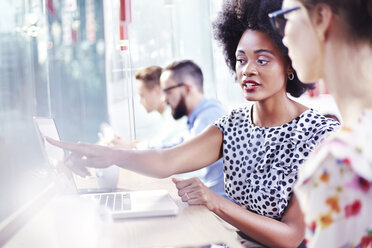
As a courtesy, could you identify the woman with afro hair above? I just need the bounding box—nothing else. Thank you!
[47,0,339,247]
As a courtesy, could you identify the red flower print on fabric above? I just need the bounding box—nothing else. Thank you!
[345,200,362,218]
[343,158,351,167]
[359,233,372,248]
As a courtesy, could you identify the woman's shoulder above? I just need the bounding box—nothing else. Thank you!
[223,105,251,121]
[214,105,251,130]
[285,108,340,150]
[297,108,340,130]
[230,105,251,114]
[296,134,372,188]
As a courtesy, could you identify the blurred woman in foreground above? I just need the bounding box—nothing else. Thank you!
[269,0,372,246]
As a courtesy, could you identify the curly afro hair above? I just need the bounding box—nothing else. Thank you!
[213,0,314,97]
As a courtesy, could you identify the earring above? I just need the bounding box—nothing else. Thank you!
[288,72,295,80]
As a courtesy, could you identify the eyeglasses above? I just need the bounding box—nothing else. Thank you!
[162,83,185,94]
[268,6,300,36]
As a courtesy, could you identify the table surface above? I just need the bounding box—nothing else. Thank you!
[4,169,243,248]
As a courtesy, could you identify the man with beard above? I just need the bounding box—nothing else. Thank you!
[101,60,227,197]
[160,60,228,197]
[98,65,186,149]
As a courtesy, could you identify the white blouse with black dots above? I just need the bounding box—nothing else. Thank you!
[214,106,340,220]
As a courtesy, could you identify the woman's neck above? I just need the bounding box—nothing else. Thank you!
[323,40,372,128]
[252,94,306,127]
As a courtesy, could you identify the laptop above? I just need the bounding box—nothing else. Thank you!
[33,116,179,219]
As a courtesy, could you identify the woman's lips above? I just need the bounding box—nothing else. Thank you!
[243,80,260,92]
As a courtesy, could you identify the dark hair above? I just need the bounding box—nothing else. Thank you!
[298,0,372,42]
[213,0,314,97]
[163,60,204,93]
[135,65,163,90]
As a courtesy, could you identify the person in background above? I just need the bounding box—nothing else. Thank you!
[47,0,339,247]
[269,0,372,247]
[134,65,189,149]
[99,65,186,149]
[100,60,228,197]
[158,59,228,197]
[134,65,186,149]
[136,65,166,116]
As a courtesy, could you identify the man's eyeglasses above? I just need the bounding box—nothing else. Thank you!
[162,83,185,94]
[268,6,300,36]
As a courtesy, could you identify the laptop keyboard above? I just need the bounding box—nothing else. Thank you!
[85,192,131,211]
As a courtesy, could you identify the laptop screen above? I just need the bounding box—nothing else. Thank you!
[32,117,102,194]
[33,117,65,169]
[33,117,80,190]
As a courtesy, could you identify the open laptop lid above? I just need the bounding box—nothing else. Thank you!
[33,117,77,189]
[33,117,110,194]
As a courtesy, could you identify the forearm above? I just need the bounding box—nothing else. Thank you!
[111,144,216,178]
[47,127,223,180]
[112,126,223,179]
[111,148,176,178]
[212,196,304,248]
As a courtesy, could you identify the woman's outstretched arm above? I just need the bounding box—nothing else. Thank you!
[47,125,223,179]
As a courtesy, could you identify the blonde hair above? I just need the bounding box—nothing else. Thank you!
[135,66,162,90]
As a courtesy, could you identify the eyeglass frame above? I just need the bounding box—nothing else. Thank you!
[162,82,185,94]
[268,6,301,36]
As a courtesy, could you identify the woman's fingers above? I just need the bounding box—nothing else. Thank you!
[47,137,115,169]
[172,177,192,189]
[46,137,103,155]
[180,191,206,206]
[172,177,196,196]
[64,153,91,177]
[68,164,91,177]
[173,177,208,205]
[46,137,79,151]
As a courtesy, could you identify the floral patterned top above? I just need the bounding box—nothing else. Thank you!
[295,109,372,248]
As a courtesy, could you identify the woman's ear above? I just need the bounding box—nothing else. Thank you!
[287,66,293,75]
[311,3,333,42]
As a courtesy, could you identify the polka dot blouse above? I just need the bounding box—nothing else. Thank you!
[214,106,340,220]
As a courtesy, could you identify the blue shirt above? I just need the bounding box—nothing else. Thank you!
[176,98,228,197]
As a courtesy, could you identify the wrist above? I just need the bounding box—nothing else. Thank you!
[109,147,122,166]
[209,192,223,213]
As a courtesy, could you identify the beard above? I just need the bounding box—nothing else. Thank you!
[172,95,187,120]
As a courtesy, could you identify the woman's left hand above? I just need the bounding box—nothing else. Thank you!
[172,177,220,211]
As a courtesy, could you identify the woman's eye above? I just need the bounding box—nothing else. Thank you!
[257,59,268,65]
[236,59,245,64]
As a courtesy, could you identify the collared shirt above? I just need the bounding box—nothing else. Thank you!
[185,98,228,141]
[138,106,187,149]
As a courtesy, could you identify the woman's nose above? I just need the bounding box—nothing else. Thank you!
[243,62,258,77]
